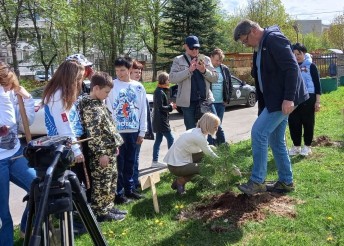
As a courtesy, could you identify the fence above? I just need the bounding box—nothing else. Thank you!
[139,51,339,82]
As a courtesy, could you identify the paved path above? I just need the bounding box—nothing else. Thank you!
[10,104,258,225]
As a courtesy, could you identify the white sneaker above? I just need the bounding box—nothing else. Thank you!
[151,161,167,168]
[289,146,301,156]
[300,146,312,156]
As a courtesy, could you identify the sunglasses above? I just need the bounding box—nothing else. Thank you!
[190,47,200,51]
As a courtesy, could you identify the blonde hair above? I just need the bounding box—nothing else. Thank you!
[210,48,225,61]
[158,72,169,85]
[0,62,19,90]
[196,112,220,136]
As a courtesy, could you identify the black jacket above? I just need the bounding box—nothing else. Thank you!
[219,64,233,103]
[251,25,309,115]
[152,87,173,133]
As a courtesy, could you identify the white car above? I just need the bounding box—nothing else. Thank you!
[34,70,51,82]
[19,86,154,136]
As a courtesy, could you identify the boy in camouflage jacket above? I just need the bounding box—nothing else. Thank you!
[76,71,127,222]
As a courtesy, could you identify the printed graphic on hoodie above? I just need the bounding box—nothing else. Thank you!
[113,85,140,131]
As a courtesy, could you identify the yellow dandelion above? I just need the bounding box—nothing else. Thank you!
[175,205,179,209]
[327,216,333,221]
[155,219,160,223]
[159,222,163,226]
[179,205,184,209]
[122,232,127,236]
[327,236,334,241]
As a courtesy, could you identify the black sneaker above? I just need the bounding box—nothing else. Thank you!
[125,191,144,200]
[114,195,133,205]
[266,181,295,193]
[97,212,125,222]
[109,208,128,215]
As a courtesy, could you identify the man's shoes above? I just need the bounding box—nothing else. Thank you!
[125,191,144,200]
[266,181,295,193]
[289,146,301,156]
[97,212,125,222]
[114,195,133,205]
[109,207,128,215]
[176,184,186,195]
[300,145,312,156]
[237,180,267,195]
[171,180,177,190]
[152,161,167,168]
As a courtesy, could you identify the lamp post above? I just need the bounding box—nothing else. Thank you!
[292,23,299,43]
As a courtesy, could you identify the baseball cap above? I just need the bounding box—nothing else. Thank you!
[185,36,200,49]
[66,53,93,67]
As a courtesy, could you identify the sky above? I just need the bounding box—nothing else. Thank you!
[219,0,344,25]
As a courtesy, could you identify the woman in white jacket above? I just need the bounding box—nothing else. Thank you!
[163,112,220,194]
[0,62,36,244]
[42,60,85,163]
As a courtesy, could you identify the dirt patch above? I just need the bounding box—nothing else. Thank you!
[312,135,343,147]
[177,191,302,231]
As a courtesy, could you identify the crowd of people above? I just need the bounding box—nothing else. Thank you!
[0,18,322,244]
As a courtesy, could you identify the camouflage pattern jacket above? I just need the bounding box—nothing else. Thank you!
[76,95,123,157]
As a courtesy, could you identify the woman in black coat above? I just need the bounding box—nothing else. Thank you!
[152,72,176,167]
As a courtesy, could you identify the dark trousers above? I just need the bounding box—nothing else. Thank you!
[116,132,139,196]
[288,94,316,146]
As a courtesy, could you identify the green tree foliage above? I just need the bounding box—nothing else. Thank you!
[160,0,222,68]
[0,0,24,76]
[328,14,344,51]
[23,0,77,78]
[134,0,168,81]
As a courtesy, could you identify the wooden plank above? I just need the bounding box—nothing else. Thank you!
[149,176,159,213]
[139,172,160,190]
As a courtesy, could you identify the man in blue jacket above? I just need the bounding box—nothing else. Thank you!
[233,19,309,195]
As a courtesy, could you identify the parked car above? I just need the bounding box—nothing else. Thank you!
[19,86,154,135]
[34,70,51,82]
[170,75,256,113]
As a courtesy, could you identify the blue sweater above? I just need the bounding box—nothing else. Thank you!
[252,25,309,114]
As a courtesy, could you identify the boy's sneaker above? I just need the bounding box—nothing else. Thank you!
[125,191,144,200]
[300,146,312,156]
[109,208,128,215]
[266,181,295,193]
[97,212,125,222]
[237,180,266,195]
[289,146,301,156]
[114,195,132,205]
[152,161,167,168]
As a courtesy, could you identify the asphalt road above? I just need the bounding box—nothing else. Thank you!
[10,104,258,226]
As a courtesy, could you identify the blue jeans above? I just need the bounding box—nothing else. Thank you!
[153,131,174,161]
[181,101,198,130]
[250,108,292,184]
[210,103,226,145]
[117,132,138,196]
[133,143,141,188]
[0,146,36,245]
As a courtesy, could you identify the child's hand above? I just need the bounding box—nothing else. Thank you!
[171,102,177,110]
[0,125,9,137]
[115,147,120,156]
[99,155,109,168]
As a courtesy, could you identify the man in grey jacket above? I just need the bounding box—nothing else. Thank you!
[169,35,218,130]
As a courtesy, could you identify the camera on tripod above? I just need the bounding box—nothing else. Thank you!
[23,136,74,179]
[23,135,108,246]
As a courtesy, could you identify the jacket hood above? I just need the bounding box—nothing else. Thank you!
[79,94,102,108]
[262,25,281,41]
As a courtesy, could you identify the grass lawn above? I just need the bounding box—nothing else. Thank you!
[15,87,344,246]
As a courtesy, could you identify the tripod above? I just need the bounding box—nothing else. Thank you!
[23,143,108,246]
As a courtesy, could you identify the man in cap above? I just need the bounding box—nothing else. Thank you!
[66,53,95,94]
[169,35,218,130]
